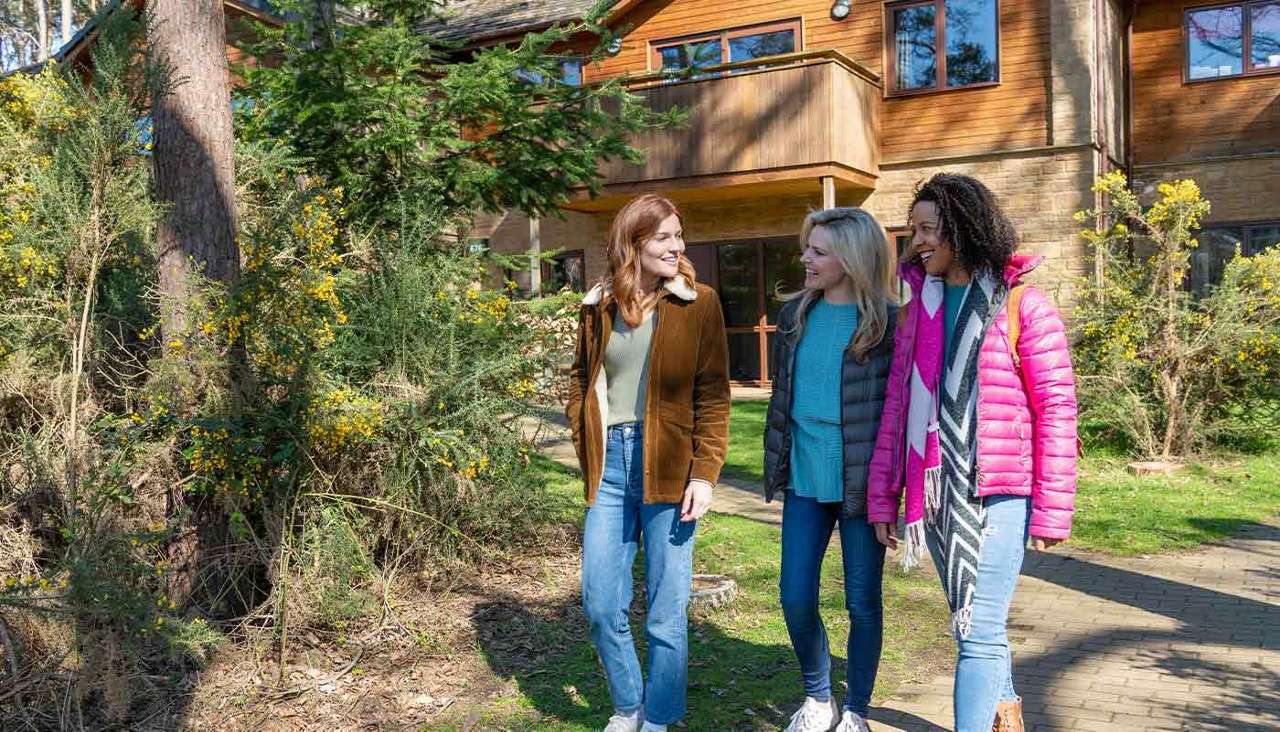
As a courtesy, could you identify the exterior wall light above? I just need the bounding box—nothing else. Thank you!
[831,0,851,20]
[606,37,623,56]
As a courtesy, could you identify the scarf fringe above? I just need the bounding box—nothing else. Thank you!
[950,604,975,640]
[899,519,927,572]
[923,466,942,523]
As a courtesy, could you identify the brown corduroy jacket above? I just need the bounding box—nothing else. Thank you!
[564,276,731,505]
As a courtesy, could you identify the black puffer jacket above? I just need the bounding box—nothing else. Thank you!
[763,299,897,518]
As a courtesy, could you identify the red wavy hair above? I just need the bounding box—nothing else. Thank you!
[605,194,697,328]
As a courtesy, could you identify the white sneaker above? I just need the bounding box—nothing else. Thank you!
[784,696,838,732]
[834,709,872,732]
[603,709,642,732]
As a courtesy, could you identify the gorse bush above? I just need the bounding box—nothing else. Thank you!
[1073,172,1280,459]
[0,3,622,722]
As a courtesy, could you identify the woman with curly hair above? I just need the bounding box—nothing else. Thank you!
[866,173,1079,732]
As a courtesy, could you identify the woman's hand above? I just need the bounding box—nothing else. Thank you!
[1032,537,1063,552]
[680,480,714,522]
[872,522,898,549]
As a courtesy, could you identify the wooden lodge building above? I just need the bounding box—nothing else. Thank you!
[448,0,1280,384]
[30,0,1280,385]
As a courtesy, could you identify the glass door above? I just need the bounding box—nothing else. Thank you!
[688,237,803,384]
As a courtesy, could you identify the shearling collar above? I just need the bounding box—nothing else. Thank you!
[582,276,698,306]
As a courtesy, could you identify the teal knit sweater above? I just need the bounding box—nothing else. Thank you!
[788,299,859,503]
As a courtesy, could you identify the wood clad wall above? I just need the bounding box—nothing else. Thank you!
[591,0,1051,161]
[1132,0,1280,163]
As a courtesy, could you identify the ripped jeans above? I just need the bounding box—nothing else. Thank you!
[925,494,1030,732]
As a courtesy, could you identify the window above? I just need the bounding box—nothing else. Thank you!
[651,20,800,76]
[890,230,914,303]
[542,250,586,294]
[887,0,999,95]
[1190,222,1280,295]
[516,57,584,86]
[1186,2,1280,81]
[685,237,803,383]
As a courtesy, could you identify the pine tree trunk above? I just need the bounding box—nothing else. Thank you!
[151,0,238,334]
[35,0,48,61]
[59,0,70,49]
[149,0,240,610]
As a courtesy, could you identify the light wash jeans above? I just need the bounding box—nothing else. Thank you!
[926,494,1031,732]
[581,422,697,726]
[779,491,886,717]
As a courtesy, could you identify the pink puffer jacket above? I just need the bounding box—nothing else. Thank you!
[866,254,1079,539]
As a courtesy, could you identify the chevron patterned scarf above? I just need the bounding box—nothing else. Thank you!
[900,271,1003,639]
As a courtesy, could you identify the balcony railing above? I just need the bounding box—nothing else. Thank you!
[584,50,882,201]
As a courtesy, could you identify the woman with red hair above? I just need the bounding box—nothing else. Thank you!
[565,193,731,732]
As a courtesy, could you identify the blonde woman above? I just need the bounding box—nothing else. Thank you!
[762,208,898,732]
[565,194,731,732]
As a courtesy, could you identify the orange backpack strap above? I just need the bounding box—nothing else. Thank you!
[1007,285,1026,371]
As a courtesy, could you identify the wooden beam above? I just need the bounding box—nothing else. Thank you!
[561,163,878,212]
[821,176,836,209]
[529,217,542,297]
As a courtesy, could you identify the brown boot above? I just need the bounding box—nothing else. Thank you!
[992,698,1024,732]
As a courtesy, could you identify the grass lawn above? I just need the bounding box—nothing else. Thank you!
[724,399,768,483]
[721,400,1280,556]
[1072,451,1280,554]
[437,455,952,731]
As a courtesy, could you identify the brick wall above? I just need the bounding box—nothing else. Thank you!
[1132,155,1280,225]
[475,146,1101,309]
[860,146,1100,307]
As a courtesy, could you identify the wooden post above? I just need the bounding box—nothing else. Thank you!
[821,176,836,209]
[529,216,542,297]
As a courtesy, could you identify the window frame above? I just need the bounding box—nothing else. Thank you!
[648,19,803,73]
[541,248,587,294]
[1207,220,1280,254]
[883,0,1002,98]
[1189,220,1280,295]
[1184,0,1280,84]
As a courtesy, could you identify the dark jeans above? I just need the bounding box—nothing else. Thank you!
[779,491,886,716]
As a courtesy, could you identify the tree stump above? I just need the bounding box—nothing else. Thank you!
[689,574,736,610]
[1126,460,1184,477]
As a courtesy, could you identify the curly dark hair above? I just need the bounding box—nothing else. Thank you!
[910,173,1018,276]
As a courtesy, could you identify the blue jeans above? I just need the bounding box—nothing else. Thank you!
[581,423,697,726]
[925,494,1030,732]
[779,491,886,717]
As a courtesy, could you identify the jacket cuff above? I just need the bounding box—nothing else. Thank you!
[867,507,899,524]
[690,463,721,487]
[1028,519,1072,540]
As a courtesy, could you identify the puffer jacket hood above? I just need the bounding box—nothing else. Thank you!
[867,254,1079,539]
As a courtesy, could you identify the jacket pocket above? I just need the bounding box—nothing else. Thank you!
[655,400,695,482]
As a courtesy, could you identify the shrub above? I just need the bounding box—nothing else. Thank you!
[0,12,583,724]
[1073,172,1280,459]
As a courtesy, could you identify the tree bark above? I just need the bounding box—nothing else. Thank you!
[35,0,48,61]
[148,0,239,609]
[150,0,239,336]
[59,0,70,50]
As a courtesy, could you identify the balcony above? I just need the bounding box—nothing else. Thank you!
[564,50,882,212]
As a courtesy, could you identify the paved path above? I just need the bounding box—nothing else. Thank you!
[521,410,1280,732]
[872,520,1280,732]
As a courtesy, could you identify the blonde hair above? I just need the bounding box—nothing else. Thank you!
[604,194,697,328]
[779,207,897,362]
